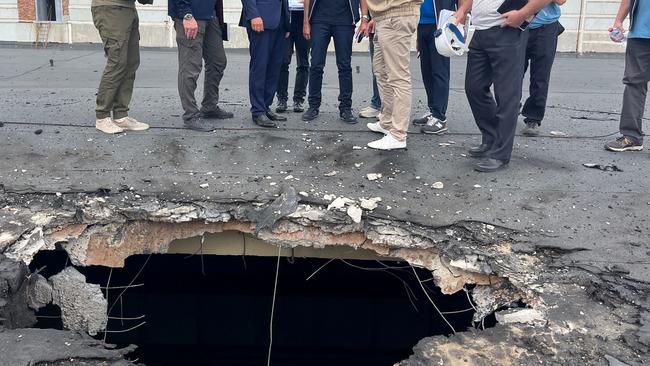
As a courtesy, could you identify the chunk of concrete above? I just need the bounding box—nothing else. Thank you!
[49,267,108,336]
[495,308,546,326]
[347,205,363,223]
[27,273,52,310]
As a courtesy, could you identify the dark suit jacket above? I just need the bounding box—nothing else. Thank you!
[239,0,289,31]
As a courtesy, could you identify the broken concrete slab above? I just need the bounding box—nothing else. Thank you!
[26,273,52,311]
[49,267,107,336]
[0,255,36,329]
[0,328,136,366]
[495,308,547,326]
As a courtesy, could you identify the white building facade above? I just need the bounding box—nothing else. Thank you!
[0,0,629,52]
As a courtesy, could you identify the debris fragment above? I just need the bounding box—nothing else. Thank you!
[495,308,546,326]
[438,142,452,147]
[360,197,382,210]
[328,197,354,210]
[284,175,294,180]
[49,267,108,335]
[34,129,43,135]
[346,205,362,223]
[432,181,444,189]
[583,163,623,172]
[199,183,209,188]
[473,184,482,188]
[298,191,309,197]
[352,146,363,150]
[550,130,567,136]
[366,173,382,181]
[324,171,338,177]
[323,194,336,201]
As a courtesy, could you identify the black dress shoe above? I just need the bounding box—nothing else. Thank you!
[266,109,287,121]
[302,108,319,121]
[184,117,214,132]
[275,100,288,113]
[474,158,509,173]
[340,110,358,124]
[468,143,491,157]
[202,106,233,119]
[253,114,277,128]
[293,101,304,113]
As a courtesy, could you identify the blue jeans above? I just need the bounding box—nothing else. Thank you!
[369,33,381,109]
[307,23,354,112]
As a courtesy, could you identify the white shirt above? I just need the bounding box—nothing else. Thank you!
[471,0,506,30]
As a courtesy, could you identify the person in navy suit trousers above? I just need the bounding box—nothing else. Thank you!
[240,0,290,128]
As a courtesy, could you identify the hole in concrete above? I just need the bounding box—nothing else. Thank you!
[29,233,496,365]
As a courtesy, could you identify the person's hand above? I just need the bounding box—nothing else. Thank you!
[364,19,375,37]
[502,9,527,28]
[183,18,199,39]
[453,11,466,25]
[303,22,311,40]
[358,19,368,36]
[251,17,264,32]
[613,19,625,33]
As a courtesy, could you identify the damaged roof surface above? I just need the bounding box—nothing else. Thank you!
[1,45,649,365]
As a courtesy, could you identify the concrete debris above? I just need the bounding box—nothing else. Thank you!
[0,255,36,328]
[366,173,382,181]
[360,197,382,210]
[199,183,209,188]
[432,182,444,190]
[324,170,338,177]
[327,197,354,210]
[346,205,363,223]
[298,191,309,197]
[26,274,52,311]
[247,186,299,233]
[550,130,567,136]
[604,354,631,366]
[495,308,547,326]
[49,267,108,336]
[323,194,336,201]
[0,328,137,366]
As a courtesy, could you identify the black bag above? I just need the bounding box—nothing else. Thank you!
[137,0,153,4]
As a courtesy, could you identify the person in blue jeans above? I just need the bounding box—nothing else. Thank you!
[520,0,565,136]
[359,30,382,119]
[302,0,368,124]
[412,0,457,135]
[605,0,650,152]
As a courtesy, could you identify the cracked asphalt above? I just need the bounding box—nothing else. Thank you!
[1,43,648,285]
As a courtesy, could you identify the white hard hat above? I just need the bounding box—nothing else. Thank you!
[435,20,469,57]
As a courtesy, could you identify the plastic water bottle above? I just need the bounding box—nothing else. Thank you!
[609,27,626,43]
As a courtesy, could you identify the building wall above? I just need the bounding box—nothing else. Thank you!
[0,0,630,53]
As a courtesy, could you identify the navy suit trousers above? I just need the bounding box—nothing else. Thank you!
[247,26,286,117]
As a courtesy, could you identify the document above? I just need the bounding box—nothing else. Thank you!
[289,0,304,11]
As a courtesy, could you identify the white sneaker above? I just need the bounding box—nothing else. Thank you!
[95,117,123,134]
[359,106,380,118]
[367,122,389,135]
[114,116,150,131]
[367,134,406,150]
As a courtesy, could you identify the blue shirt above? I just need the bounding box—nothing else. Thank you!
[420,0,436,25]
[529,3,561,29]
[630,0,650,39]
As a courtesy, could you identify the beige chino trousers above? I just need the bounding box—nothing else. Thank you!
[373,15,419,141]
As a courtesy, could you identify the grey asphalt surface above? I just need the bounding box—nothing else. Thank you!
[1,44,648,284]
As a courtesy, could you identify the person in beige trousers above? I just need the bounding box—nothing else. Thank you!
[365,0,422,150]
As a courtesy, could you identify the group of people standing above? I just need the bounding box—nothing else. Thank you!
[88,0,647,173]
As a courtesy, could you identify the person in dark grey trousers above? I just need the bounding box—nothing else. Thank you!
[456,0,551,172]
[520,0,565,136]
[275,9,310,114]
[169,0,233,132]
[605,0,649,152]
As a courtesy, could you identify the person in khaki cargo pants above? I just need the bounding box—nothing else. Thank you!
[91,0,150,134]
[364,0,422,150]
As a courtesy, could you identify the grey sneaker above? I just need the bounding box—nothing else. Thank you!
[114,116,149,131]
[604,136,644,152]
[412,113,431,126]
[421,116,448,135]
[522,121,540,136]
[184,117,214,132]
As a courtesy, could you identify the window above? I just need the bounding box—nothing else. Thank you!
[36,0,63,22]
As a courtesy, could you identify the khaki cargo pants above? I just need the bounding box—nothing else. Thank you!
[373,15,419,141]
[92,5,140,119]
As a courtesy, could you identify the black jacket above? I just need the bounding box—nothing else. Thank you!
[307,0,362,24]
[168,0,224,22]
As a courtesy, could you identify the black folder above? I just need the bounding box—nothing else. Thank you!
[496,0,528,14]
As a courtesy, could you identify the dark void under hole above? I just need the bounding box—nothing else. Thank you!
[31,251,494,366]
